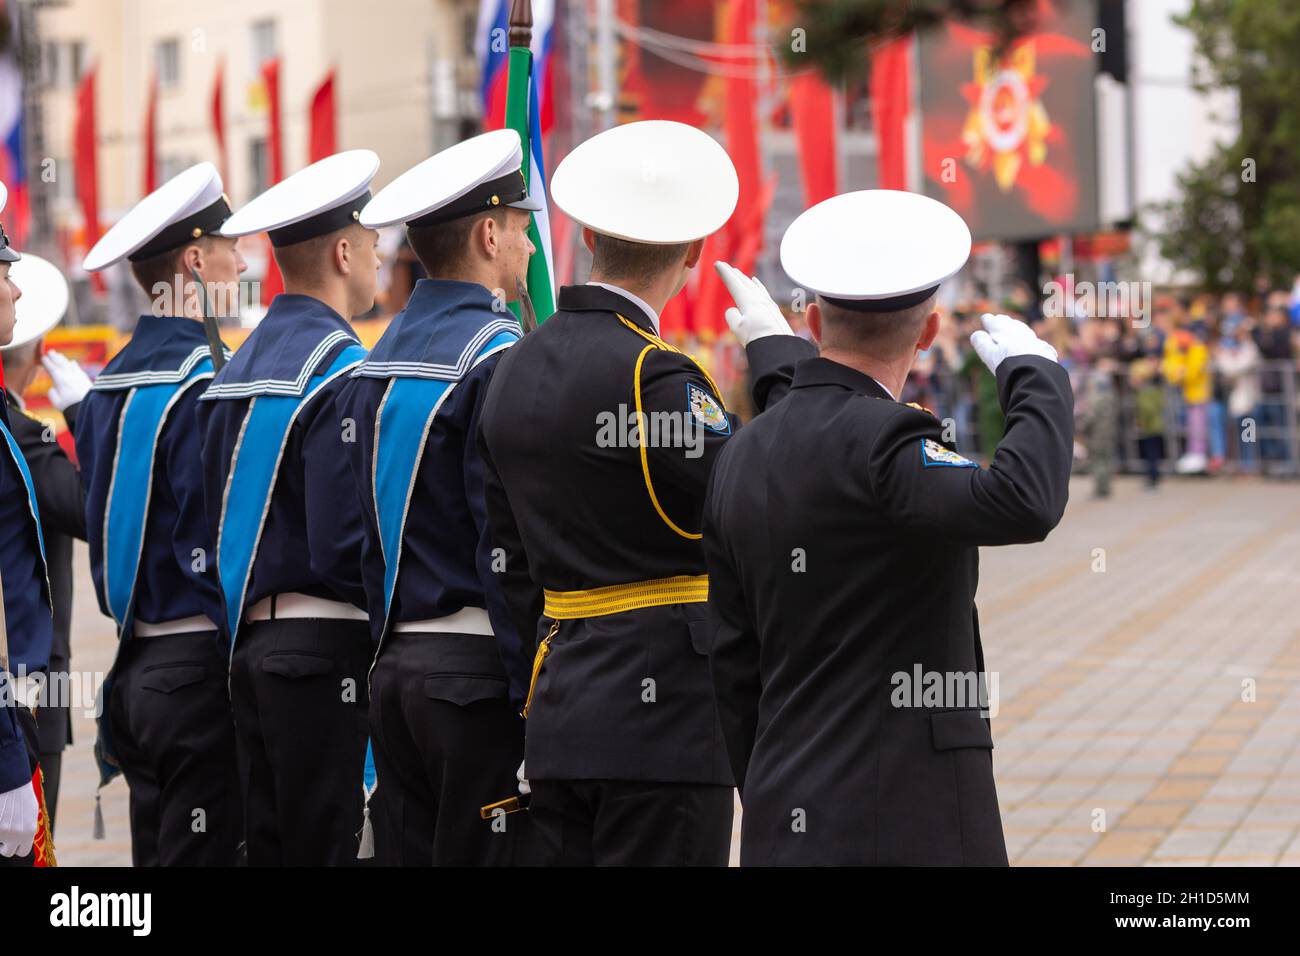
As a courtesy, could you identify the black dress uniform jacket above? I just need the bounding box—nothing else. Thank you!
[703,354,1074,865]
[478,284,816,785]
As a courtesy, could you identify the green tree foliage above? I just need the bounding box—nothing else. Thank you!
[784,0,1045,81]
[1157,0,1300,291]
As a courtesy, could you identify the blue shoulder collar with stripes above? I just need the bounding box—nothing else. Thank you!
[202,294,361,400]
[92,314,228,392]
[352,279,520,383]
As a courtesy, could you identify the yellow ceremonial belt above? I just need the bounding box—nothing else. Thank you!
[521,574,710,717]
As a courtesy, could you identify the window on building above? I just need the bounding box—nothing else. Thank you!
[156,37,180,89]
[250,19,277,72]
[41,41,60,88]
[249,138,269,198]
[69,41,86,85]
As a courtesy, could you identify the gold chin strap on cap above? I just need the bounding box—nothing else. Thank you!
[520,574,710,718]
[617,314,725,542]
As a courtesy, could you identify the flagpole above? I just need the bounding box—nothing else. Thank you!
[507,0,556,323]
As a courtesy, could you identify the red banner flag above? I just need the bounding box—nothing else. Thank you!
[308,69,337,163]
[142,71,158,195]
[788,71,838,207]
[73,66,105,293]
[211,57,227,186]
[262,58,284,184]
[261,58,284,307]
[870,36,912,191]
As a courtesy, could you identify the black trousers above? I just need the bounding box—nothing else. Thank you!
[108,631,241,866]
[528,779,734,866]
[369,631,527,866]
[230,618,372,866]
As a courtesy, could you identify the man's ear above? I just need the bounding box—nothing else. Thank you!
[684,238,704,270]
[181,243,203,277]
[481,215,500,259]
[581,226,597,254]
[807,300,823,344]
[917,310,941,351]
[334,234,351,276]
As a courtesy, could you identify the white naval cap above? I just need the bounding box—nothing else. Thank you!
[550,120,738,245]
[221,149,380,246]
[0,181,19,263]
[84,163,231,272]
[3,254,71,352]
[780,190,972,312]
[361,129,543,230]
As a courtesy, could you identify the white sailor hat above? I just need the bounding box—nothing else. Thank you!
[780,190,972,312]
[361,130,542,230]
[0,181,20,263]
[2,254,71,352]
[550,120,738,245]
[84,162,231,272]
[221,150,380,247]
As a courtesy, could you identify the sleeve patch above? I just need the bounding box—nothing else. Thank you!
[687,382,731,435]
[921,437,978,468]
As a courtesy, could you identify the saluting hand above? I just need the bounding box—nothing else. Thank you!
[969,312,1058,374]
[41,350,93,411]
[715,261,794,346]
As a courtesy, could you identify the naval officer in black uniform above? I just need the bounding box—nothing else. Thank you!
[338,130,539,865]
[77,164,244,866]
[478,120,816,865]
[703,190,1074,865]
[0,255,88,834]
[198,151,380,865]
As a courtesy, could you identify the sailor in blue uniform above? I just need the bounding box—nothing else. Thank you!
[2,254,89,837]
[0,182,53,864]
[337,130,538,865]
[76,162,245,866]
[197,150,380,866]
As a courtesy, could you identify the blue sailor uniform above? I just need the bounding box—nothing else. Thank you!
[72,313,240,866]
[0,395,51,804]
[196,292,372,866]
[337,278,529,865]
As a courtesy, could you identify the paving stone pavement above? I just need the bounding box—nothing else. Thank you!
[46,475,1300,866]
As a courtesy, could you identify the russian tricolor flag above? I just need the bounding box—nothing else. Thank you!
[477,0,557,319]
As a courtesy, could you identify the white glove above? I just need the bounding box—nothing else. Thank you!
[969,313,1058,374]
[41,351,93,411]
[0,780,38,859]
[715,261,793,346]
[516,760,530,797]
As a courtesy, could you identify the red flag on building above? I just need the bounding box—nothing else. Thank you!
[73,66,105,293]
[691,0,770,341]
[308,69,336,163]
[142,71,158,195]
[788,71,838,207]
[870,36,912,190]
[260,58,284,306]
[211,57,228,185]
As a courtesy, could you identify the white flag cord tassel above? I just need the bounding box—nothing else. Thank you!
[93,791,106,840]
[357,782,376,860]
